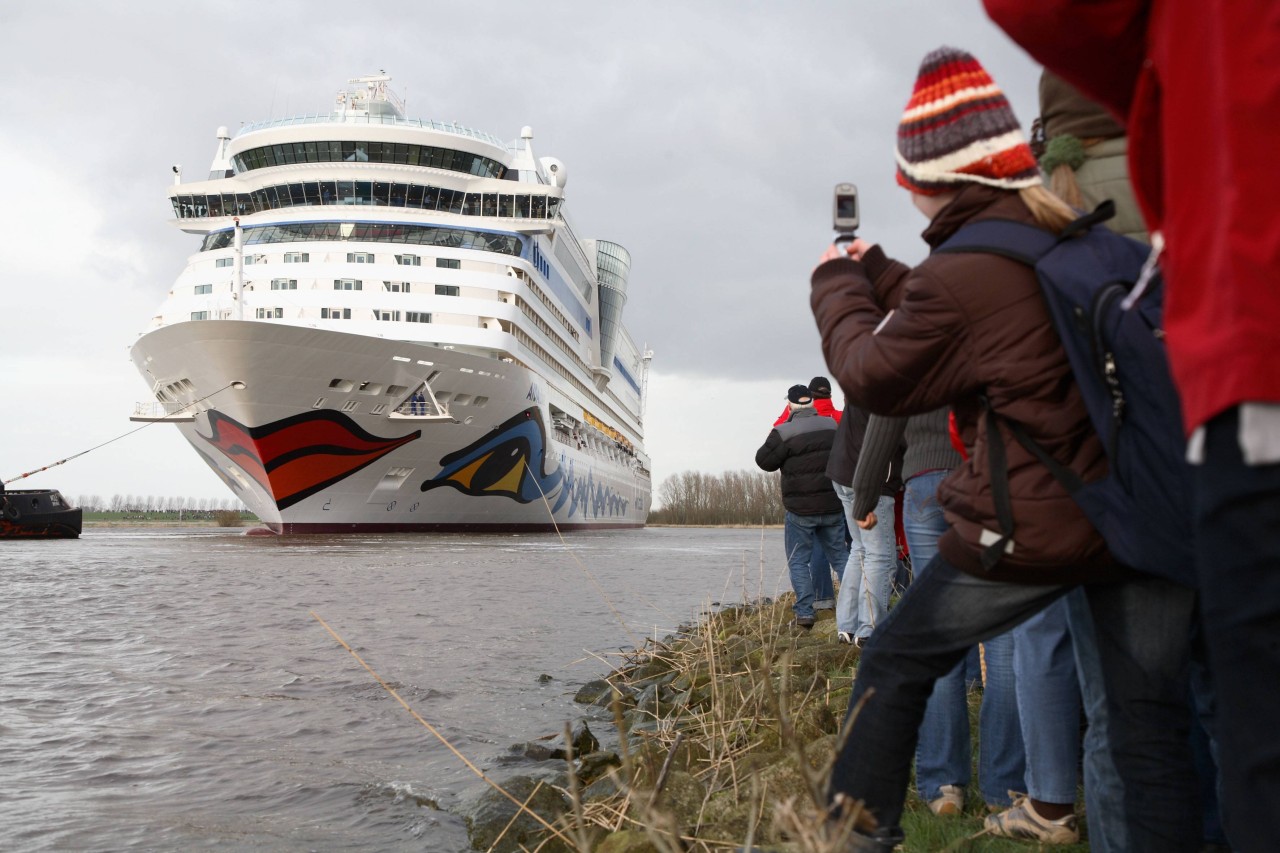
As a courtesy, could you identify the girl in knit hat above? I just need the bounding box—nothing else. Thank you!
[810,47,1198,851]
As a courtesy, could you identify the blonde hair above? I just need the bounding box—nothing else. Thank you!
[1019,184,1078,233]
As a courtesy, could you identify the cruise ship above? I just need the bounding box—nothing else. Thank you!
[130,75,652,533]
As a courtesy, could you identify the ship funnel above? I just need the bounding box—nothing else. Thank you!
[594,241,630,384]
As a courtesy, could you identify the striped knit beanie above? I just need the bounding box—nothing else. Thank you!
[896,47,1041,195]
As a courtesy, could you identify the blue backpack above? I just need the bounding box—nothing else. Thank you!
[936,204,1194,586]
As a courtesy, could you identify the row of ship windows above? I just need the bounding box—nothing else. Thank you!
[231,141,507,179]
[190,309,434,323]
[199,222,523,257]
[213,253,458,268]
[172,182,561,221]
[194,280,460,296]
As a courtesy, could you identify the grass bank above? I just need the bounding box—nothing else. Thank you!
[490,598,1091,852]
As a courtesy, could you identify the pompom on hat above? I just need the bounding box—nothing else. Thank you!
[896,47,1042,196]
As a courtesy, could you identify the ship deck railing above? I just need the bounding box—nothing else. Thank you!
[129,402,197,423]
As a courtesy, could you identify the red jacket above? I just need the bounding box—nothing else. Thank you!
[984,0,1280,431]
[773,397,842,427]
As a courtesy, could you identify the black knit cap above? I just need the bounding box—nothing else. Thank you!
[808,376,832,399]
[787,384,814,405]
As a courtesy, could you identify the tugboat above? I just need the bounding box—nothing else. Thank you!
[0,489,83,539]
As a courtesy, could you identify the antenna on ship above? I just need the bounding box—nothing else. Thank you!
[639,346,655,420]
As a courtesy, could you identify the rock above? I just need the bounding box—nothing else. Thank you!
[537,673,555,683]
[569,720,599,756]
[505,741,562,762]
[576,750,621,783]
[459,774,571,853]
[574,678,614,705]
[595,829,659,853]
[582,771,621,802]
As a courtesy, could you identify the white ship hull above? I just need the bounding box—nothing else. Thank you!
[130,321,650,533]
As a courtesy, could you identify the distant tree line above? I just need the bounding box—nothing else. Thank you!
[74,494,251,514]
[648,470,784,525]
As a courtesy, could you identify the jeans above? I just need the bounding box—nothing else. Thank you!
[833,483,862,633]
[1064,587,1128,853]
[1012,597,1081,805]
[833,483,898,638]
[827,555,1201,849]
[1193,408,1280,853]
[903,470,1023,807]
[1086,575,1200,851]
[783,510,850,620]
[809,539,837,607]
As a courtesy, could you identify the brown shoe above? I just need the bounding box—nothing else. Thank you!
[928,784,964,816]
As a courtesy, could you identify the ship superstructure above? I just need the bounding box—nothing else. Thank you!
[131,75,651,532]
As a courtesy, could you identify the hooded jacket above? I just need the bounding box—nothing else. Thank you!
[811,184,1122,583]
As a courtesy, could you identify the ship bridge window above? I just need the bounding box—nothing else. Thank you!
[383,281,411,293]
[374,310,400,322]
[406,312,432,324]
[255,307,283,319]
[200,223,523,258]
[435,285,460,297]
[191,311,209,320]
[235,141,506,178]
[284,252,309,263]
[334,279,362,291]
[270,278,297,290]
[215,258,234,268]
[194,284,213,295]
[347,252,374,264]
[436,258,460,270]
[321,308,351,319]
[396,254,421,266]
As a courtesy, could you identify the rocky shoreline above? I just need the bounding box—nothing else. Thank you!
[455,599,876,852]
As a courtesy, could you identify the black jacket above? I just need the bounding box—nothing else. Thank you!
[755,408,841,515]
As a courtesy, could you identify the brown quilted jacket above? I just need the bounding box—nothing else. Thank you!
[811,184,1125,583]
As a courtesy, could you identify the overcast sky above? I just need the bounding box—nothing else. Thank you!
[0,1,1040,507]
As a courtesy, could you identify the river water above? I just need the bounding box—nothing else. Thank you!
[0,527,784,851]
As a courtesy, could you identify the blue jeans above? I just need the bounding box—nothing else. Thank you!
[1064,587,1128,853]
[810,539,837,606]
[903,470,1023,807]
[834,483,898,638]
[1013,597,1081,805]
[783,510,850,619]
[827,556,1201,848]
[1192,407,1280,853]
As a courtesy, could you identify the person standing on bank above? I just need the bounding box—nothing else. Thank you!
[826,404,904,646]
[756,384,851,629]
[811,47,1199,851]
[773,377,846,612]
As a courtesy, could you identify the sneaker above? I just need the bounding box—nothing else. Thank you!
[928,784,964,816]
[838,632,867,647]
[984,795,1079,844]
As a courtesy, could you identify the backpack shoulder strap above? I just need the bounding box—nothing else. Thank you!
[933,200,1118,265]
